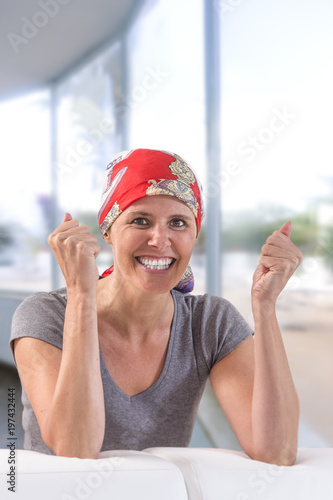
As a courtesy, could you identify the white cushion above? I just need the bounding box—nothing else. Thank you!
[144,447,333,500]
[0,449,188,500]
[2,447,333,500]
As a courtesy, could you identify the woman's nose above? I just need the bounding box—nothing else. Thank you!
[147,224,171,249]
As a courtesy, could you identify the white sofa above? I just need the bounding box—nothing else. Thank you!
[1,447,333,499]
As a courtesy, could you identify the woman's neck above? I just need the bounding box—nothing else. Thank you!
[96,275,174,343]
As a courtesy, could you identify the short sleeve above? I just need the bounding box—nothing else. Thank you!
[10,289,67,361]
[190,294,253,371]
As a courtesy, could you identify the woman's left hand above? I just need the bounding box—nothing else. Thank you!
[252,221,303,307]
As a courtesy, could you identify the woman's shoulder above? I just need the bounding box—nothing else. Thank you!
[10,287,68,353]
[172,289,252,335]
[14,287,68,317]
[171,290,252,369]
[172,289,237,315]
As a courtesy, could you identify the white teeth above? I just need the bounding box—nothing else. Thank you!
[137,257,173,270]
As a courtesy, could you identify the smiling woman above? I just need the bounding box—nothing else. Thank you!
[10,148,302,464]
[98,149,203,293]
[102,196,197,295]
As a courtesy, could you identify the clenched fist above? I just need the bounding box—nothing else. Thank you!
[48,213,101,294]
[252,221,303,308]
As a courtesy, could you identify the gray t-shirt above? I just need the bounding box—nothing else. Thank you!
[10,288,252,454]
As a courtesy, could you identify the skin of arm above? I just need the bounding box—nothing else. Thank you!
[14,213,105,458]
[210,221,302,465]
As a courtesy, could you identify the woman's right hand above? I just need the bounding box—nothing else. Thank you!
[17,213,105,457]
[48,213,101,294]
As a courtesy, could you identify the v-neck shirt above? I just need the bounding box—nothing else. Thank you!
[10,287,252,454]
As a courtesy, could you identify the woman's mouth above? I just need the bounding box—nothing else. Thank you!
[136,257,175,270]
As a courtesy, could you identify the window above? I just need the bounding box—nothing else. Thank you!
[0,91,51,292]
[54,41,124,286]
[127,0,207,293]
[220,0,333,447]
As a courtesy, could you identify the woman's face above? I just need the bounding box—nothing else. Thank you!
[106,195,197,294]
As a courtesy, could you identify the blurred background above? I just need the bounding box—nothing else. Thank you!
[0,0,332,450]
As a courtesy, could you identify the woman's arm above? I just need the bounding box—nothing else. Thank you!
[210,221,302,465]
[14,213,105,458]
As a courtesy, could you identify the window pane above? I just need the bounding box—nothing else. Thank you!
[127,0,206,294]
[55,42,124,286]
[0,91,51,292]
[220,0,333,446]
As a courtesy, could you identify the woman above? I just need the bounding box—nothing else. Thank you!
[11,148,302,464]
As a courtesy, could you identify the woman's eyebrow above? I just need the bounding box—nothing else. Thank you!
[127,211,153,217]
[127,211,193,220]
[169,214,194,221]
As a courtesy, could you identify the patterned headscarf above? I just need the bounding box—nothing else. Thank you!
[98,148,204,292]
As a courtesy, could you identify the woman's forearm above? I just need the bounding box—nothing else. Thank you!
[250,301,299,465]
[43,291,105,458]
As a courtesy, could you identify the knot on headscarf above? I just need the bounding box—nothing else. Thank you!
[98,149,204,293]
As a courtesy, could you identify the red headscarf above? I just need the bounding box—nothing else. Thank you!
[98,149,204,292]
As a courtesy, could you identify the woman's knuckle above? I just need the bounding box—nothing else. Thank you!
[52,233,63,247]
[292,255,300,267]
[64,236,76,250]
[76,239,85,250]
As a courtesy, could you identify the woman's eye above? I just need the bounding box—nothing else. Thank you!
[131,218,149,226]
[170,219,186,228]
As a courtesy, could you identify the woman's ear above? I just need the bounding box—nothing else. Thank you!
[103,231,112,244]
